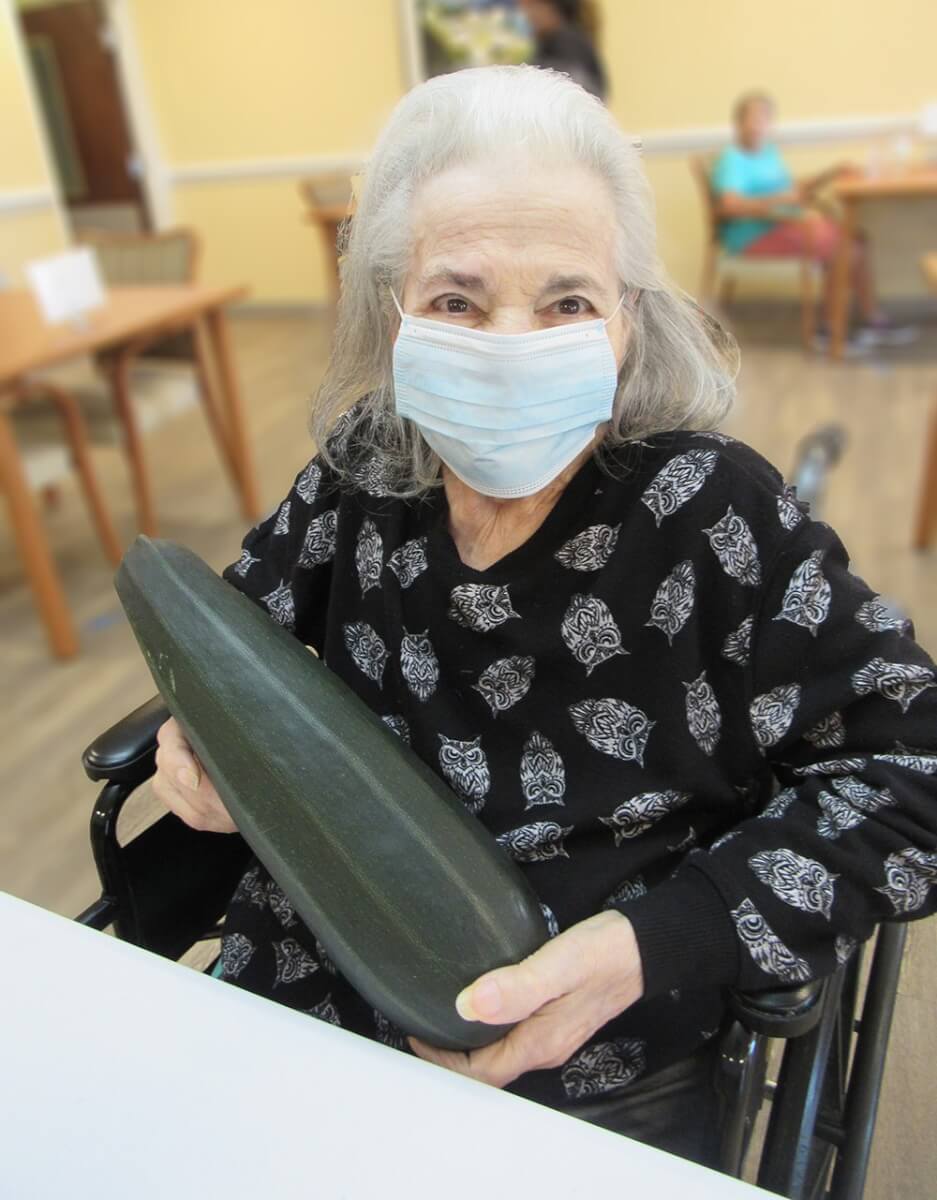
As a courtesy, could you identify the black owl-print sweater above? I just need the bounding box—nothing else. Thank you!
[217,430,937,1109]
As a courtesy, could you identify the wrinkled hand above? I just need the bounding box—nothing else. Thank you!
[152,716,238,833]
[410,910,644,1088]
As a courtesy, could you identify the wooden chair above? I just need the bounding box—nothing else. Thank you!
[34,228,241,536]
[691,155,821,349]
[298,174,354,304]
[85,226,201,362]
[913,253,937,549]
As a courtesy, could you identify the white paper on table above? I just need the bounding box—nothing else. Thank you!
[25,246,106,326]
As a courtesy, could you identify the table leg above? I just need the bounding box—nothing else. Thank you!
[203,306,261,521]
[830,200,856,361]
[0,408,78,659]
[110,350,158,537]
[913,402,937,550]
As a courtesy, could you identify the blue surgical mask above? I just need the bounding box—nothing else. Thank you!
[391,290,625,499]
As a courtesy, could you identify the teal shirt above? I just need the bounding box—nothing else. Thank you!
[711,143,793,253]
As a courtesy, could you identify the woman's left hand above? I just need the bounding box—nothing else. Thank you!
[409,910,644,1088]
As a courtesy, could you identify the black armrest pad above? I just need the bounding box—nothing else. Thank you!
[727,979,826,1039]
[82,695,170,785]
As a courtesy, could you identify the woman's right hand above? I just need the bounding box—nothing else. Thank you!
[153,717,238,833]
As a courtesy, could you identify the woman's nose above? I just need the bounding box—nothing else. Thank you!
[486,309,538,335]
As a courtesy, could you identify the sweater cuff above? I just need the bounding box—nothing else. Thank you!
[612,866,740,999]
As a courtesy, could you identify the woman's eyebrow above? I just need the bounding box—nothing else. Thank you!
[418,268,489,291]
[541,272,604,295]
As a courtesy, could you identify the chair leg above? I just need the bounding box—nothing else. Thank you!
[0,408,78,658]
[191,318,243,496]
[203,306,261,522]
[801,261,818,350]
[719,273,737,308]
[109,350,158,537]
[700,246,718,306]
[37,381,123,566]
[913,402,937,550]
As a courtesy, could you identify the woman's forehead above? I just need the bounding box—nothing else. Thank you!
[409,163,618,291]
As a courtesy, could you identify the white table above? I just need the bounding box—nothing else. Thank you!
[0,893,771,1199]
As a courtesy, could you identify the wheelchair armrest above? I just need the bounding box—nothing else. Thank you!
[727,978,825,1039]
[82,695,169,786]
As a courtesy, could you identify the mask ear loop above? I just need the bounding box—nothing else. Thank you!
[389,287,405,319]
[604,291,630,327]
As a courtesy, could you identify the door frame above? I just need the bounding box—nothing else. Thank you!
[6,0,172,235]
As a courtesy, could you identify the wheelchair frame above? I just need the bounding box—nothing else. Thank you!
[76,694,907,1199]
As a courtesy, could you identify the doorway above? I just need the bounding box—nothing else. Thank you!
[17,0,149,235]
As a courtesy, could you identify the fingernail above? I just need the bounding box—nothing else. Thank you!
[455,988,477,1021]
[457,979,500,1021]
[177,768,199,790]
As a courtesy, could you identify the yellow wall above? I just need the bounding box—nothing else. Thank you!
[600,0,936,297]
[0,0,65,282]
[0,205,64,284]
[3,0,934,301]
[127,0,934,304]
[127,0,404,302]
[601,0,927,129]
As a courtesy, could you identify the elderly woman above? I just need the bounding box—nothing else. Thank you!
[153,67,937,1166]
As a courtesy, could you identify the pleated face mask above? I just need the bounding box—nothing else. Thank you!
[391,289,625,499]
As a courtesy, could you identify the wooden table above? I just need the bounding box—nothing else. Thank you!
[830,168,937,360]
[914,254,937,550]
[0,284,260,658]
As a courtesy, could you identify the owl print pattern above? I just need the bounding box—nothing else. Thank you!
[217,431,937,1113]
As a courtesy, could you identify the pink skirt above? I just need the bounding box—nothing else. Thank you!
[743,218,841,263]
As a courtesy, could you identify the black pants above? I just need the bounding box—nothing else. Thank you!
[559,1046,722,1169]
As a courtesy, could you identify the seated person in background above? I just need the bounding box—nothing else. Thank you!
[711,91,914,349]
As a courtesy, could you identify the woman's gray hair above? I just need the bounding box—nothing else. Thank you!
[313,65,737,495]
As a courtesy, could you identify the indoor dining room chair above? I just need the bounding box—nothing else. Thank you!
[31,227,241,536]
[690,155,822,349]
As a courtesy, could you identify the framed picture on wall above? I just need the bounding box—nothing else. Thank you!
[399,0,533,86]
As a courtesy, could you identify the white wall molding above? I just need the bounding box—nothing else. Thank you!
[168,153,367,186]
[638,113,919,157]
[163,113,922,187]
[0,187,58,214]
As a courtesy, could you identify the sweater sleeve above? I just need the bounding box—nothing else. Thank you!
[221,455,339,653]
[614,517,937,999]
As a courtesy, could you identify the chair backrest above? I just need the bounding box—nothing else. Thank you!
[690,154,723,247]
[299,173,353,217]
[83,227,200,287]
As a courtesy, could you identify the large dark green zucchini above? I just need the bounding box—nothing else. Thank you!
[116,537,547,1049]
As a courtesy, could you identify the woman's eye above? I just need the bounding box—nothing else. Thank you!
[555,296,593,316]
[433,295,472,315]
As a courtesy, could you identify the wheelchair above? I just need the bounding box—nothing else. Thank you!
[74,424,908,1197]
[75,692,907,1200]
